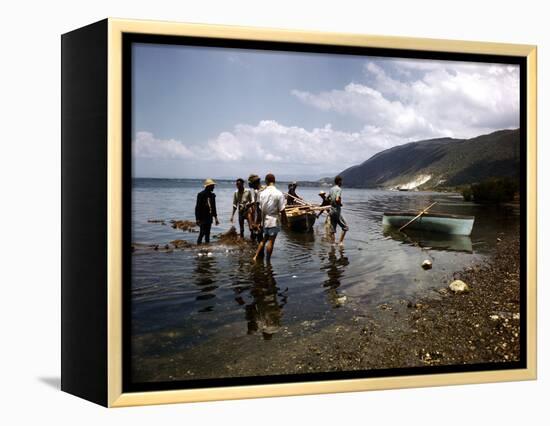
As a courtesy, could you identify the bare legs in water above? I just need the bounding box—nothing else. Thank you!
[253,235,276,262]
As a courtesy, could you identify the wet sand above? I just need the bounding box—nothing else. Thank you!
[133,226,521,382]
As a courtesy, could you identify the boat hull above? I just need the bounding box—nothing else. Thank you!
[382,211,474,236]
[285,209,317,232]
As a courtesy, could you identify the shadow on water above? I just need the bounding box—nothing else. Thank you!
[243,263,287,340]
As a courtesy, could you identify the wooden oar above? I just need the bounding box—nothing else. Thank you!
[398,202,437,232]
[284,192,311,206]
[286,206,329,212]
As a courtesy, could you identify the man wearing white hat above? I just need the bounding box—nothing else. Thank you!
[195,178,220,244]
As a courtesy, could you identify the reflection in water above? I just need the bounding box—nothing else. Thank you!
[321,246,350,308]
[244,263,286,340]
[232,255,252,307]
[383,227,474,253]
[281,228,317,264]
[283,228,316,247]
[193,254,219,313]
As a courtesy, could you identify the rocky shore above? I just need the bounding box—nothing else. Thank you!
[133,226,521,383]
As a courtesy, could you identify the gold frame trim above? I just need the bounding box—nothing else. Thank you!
[106,18,537,407]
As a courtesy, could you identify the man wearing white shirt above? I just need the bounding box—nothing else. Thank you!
[253,173,287,262]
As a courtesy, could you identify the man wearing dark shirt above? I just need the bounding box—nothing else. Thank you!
[230,178,253,238]
[195,178,220,244]
[286,181,302,206]
[247,174,264,244]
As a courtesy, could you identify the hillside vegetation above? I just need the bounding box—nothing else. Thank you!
[336,129,520,189]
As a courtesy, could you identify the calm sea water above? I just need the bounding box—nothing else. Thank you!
[131,178,519,379]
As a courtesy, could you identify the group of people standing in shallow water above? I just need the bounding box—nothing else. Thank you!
[194,173,349,262]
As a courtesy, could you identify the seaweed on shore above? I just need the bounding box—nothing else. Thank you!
[132,226,252,254]
[170,220,197,232]
[214,226,249,246]
[147,219,166,225]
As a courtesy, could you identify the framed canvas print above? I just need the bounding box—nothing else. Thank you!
[61,18,537,407]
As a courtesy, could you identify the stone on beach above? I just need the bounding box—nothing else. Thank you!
[421,259,432,270]
[336,295,347,305]
[449,279,470,293]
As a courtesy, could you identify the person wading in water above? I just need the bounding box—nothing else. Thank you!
[230,177,253,238]
[195,178,219,245]
[328,175,349,246]
[253,173,287,262]
[248,174,264,244]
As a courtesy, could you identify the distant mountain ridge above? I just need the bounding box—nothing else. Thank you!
[335,129,520,189]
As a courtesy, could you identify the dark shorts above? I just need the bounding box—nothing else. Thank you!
[264,226,280,238]
[330,209,349,232]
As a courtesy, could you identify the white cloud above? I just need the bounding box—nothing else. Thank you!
[292,83,448,140]
[133,131,195,159]
[206,120,394,165]
[293,59,519,140]
[134,121,403,172]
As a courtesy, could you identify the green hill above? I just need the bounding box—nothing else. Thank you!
[336,129,520,189]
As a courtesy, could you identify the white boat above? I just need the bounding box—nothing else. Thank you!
[382,211,475,236]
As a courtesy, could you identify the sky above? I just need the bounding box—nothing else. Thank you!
[132,43,520,180]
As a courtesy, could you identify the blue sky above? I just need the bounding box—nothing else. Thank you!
[132,43,519,179]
